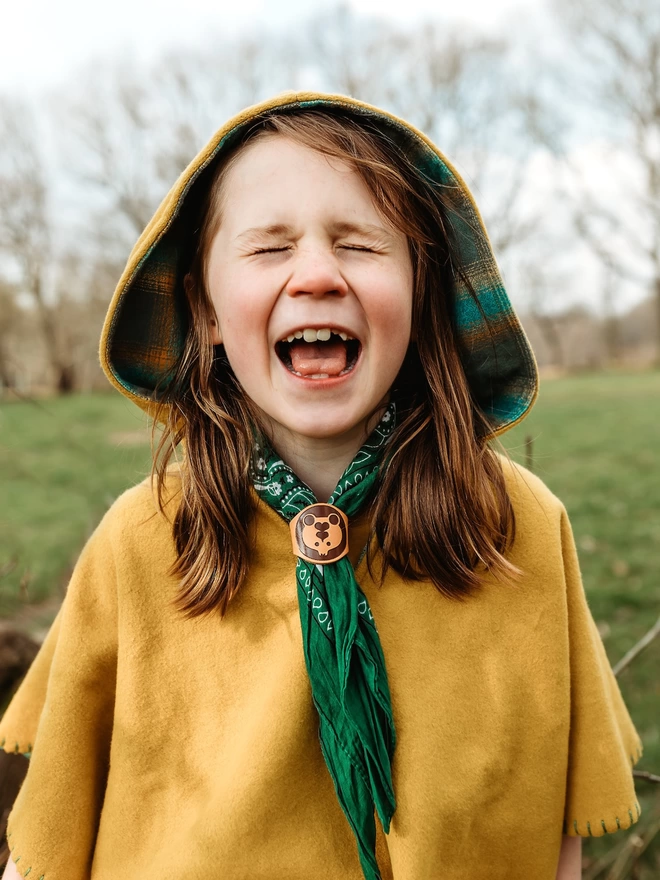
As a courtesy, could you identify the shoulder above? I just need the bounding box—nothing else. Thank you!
[94,466,181,550]
[496,451,565,520]
[494,452,570,564]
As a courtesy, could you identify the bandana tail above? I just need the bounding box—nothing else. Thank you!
[318,716,384,880]
[342,635,397,831]
[330,565,397,832]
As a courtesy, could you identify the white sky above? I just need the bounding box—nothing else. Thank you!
[2,0,539,94]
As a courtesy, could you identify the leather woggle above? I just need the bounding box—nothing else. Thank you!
[290,504,350,564]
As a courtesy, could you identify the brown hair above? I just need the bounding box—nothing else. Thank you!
[154,108,519,618]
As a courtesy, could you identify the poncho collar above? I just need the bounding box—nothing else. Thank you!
[99,91,538,438]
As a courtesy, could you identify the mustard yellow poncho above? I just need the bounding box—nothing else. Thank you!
[0,464,642,879]
[0,93,642,880]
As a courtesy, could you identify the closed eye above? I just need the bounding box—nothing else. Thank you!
[339,245,376,252]
[252,246,292,255]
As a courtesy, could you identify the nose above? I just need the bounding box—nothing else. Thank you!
[284,245,349,299]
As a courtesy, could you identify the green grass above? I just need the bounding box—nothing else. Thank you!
[1,376,659,874]
[0,392,152,617]
[503,371,660,877]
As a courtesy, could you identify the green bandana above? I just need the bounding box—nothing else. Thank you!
[252,403,397,880]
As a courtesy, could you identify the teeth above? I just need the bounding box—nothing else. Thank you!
[283,327,354,343]
[309,373,330,379]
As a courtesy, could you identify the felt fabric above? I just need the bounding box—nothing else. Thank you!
[253,404,397,880]
[0,460,641,880]
[99,91,538,437]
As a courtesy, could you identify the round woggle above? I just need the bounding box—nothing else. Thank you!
[290,503,350,564]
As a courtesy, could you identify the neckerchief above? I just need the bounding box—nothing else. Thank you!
[252,403,397,880]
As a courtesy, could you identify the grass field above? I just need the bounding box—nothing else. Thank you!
[1,373,659,874]
[0,393,153,627]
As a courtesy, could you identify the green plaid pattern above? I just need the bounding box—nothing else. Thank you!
[106,96,537,433]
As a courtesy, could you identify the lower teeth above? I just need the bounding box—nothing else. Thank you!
[290,366,354,379]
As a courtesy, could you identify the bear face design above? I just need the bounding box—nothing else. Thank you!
[291,504,349,563]
[301,512,343,556]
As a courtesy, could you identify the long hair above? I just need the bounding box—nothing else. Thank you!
[153,108,519,618]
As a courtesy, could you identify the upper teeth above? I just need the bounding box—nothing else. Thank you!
[283,328,352,343]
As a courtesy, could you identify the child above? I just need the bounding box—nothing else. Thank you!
[0,93,642,880]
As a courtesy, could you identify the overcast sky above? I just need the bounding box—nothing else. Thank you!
[2,0,540,94]
[6,0,648,314]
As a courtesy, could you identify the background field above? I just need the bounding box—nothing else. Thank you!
[0,393,153,631]
[1,372,659,874]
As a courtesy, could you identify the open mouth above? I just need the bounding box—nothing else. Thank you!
[275,328,361,380]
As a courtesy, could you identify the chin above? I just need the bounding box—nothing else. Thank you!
[287,423,357,441]
[278,410,368,442]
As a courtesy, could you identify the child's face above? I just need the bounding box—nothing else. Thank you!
[206,135,413,445]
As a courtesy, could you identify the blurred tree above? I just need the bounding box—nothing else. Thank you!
[0,98,75,393]
[0,281,21,391]
[56,33,302,254]
[552,0,660,361]
[305,4,404,103]
[58,64,161,243]
[518,262,567,368]
[304,6,548,281]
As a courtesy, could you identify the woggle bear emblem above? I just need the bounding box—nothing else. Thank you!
[290,504,349,564]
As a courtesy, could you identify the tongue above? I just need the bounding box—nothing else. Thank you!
[289,340,347,377]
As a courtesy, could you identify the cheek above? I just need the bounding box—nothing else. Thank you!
[365,269,413,377]
[368,269,413,338]
[210,277,279,393]
[212,269,272,336]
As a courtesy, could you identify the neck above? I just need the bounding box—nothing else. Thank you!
[265,411,384,501]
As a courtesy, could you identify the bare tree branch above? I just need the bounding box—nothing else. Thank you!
[550,0,660,356]
[0,98,75,392]
[613,615,660,676]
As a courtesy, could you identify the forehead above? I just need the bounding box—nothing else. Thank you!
[217,135,384,228]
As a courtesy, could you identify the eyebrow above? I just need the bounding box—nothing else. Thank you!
[234,221,393,243]
[329,221,393,239]
[235,224,295,243]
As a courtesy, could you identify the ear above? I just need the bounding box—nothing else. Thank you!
[184,272,222,345]
[208,314,223,346]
